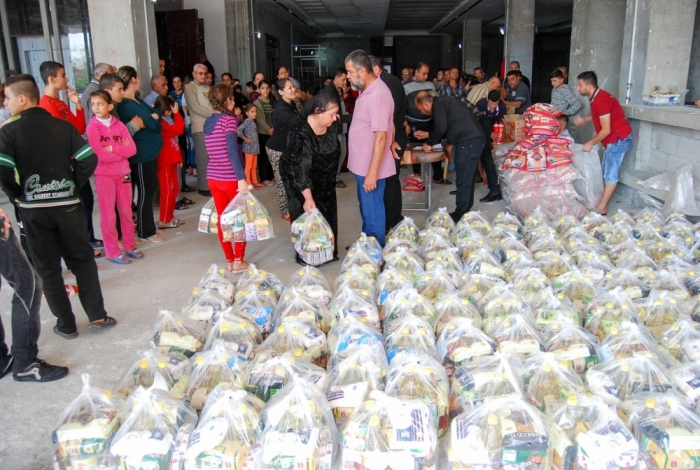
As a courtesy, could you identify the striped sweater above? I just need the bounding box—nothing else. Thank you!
[203,113,245,181]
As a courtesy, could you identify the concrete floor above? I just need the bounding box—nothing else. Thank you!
[0,168,634,469]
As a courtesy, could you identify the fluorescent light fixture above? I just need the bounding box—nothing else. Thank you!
[255,31,261,39]
[458,42,462,49]
[499,27,506,35]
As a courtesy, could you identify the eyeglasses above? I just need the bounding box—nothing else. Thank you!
[402,72,409,75]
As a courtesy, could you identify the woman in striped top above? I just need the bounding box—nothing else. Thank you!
[203,84,250,272]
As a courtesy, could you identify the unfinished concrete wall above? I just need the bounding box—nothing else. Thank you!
[321,37,372,72]
[687,4,700,103]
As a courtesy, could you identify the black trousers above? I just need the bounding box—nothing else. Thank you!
[453,137,486,219]
[478,116,501,196]
[0,227,42,371]
[20,204,108,333]
[384,137,406,231]
[409,120,443,178]
[258,134,274,182]
[78,179,97,243]
[131,160,158,239]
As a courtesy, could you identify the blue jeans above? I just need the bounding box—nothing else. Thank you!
[453,137,486,219]
[0,228,43,371]
[354,174,387,246]
[603,135,632,184]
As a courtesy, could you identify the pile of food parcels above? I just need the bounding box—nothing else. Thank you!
[494,104,604,220]
[52,205,700,470]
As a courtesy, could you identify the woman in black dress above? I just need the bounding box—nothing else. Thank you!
[281,92,341,265]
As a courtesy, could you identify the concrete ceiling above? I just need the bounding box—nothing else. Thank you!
[263,0,573,37]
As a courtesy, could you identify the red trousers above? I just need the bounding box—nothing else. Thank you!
[157,163,179,224]
[208,179,247,262]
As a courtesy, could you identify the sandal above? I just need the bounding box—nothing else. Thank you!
[182,186,197,193]
[53,326,78,339]
[336,180,347,188]
[147,234,166,243]
[281,214,291,222]
[125,249,144,259]
[264,180,275,187]
[88,315,118,329]
[179,197,195,205]
[175,201,189,210]
[108,254,132,265]
[94,250,103,258]
[158,219,183,229]
[90,240,104,249]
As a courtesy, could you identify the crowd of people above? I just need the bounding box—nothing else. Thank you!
[0,48,632,383]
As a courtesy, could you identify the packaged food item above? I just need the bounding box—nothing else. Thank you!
[596,321,676,368]
[244,349,328,401]
[383,235,419,258]
[522,353,585,413]
[384,247,425,280]
[375,267,414,306]
[670,363,700,407]
[424,206,456,232]
[628,394,700,470]
[235,264,284,301]
[634,222,667,243]
[643,270,690,300]
[529,232,566,260]
[492,313,546,358]
[258,379,337,470]
[420,231,455,258]
[326,347,389,428]
[479,286,531,334]
[434,292,482,337]
[219,192,274,242]
[327,316,383,356]
[486,226,522,253]
[340,391,438,470]
[537,253,575,279]
[437,317,497,375]
[198,197,218,234]
[425,247,464,274]
[492,212,523,234]
[656,318,700,362]
[562,229,606,264]
[664,219,695,241]
[585,355,674,405]
[601,268,651,300]
[385,353,450,436]
[543,318,599,374]
[182,287,230,324]
[454,229,488,259]
[658,256,696,283]
[496,236,532,263]
[576,251,615,281]
[531,289,582,331]
[198,264,235,303]
[511,268,551,306]
[448,353,525,417]
[291,209,335,266]
[273,288,334,333]
[447,396,552,470]
[382,287,437,330]
[150,310,205,358]
[522,207,552,231]
[114,351,177,398]
[52,374,123,470]
[617,248,659,278]
[638,290,686,337]
[184,386,263,470]
[383,314,438,363]
[341,244,380,279]
[592,220,635,248]
[287,265,332,305]
[332,265,376,298]
[185,344,247,410]
[203,315,261,360]
[229,288,277,337]
[455,210,492,236]
[329,284,380,328]
[548,392,605,440]
[552,270,601,311]
[256,320,328,368]
[581,211,611,235]
[552,215,580,236]
[109,386,198,470]
[635,207,664,226]
[503,251,538,282]
[523,226,558,248]
[349,232,383,265]
[584,287,640,340]
[458,274,506,305]
[416,267,459,302]
[387,216,420,244]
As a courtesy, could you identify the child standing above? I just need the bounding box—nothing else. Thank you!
[153,95,186,229]
[86,90,142,265]
[239,104,262,190]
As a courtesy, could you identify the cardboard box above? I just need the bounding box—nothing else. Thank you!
[503,114,525,143]
[506,104,517,115]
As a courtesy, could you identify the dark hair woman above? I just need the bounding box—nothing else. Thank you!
[253,79,274,185]
[116,65,164,242]
[280,92,341,265]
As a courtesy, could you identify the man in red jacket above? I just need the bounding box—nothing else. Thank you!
[39,61,102,256]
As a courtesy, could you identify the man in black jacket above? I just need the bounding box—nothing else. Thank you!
[324,68,353,189]
[414,91,485,222]
[0,74,117,347]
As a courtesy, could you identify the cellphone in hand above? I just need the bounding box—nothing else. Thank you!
[0,217,5,238]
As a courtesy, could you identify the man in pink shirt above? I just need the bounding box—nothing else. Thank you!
[345,49,395,246]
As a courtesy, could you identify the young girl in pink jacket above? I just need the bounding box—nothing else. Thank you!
[86,90,143,265]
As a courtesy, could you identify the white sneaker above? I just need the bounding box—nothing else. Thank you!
[248,184,254,191]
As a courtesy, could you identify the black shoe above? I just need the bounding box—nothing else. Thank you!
[433,178,452,185]
[13,359,69,382]
[198,190,212,197]
[449,190,457,195]
[0,355,13,379]
[480,192,503,203]
[449,211,461,223]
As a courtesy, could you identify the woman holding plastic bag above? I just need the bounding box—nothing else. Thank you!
[203,84,250,273]
[281,92,341,265]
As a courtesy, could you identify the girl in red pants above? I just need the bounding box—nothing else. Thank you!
[154,95,185,229]
[203,84,250,272]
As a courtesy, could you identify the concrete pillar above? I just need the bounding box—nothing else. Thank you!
[225,0,255,80]
[568,0,626,142]
[504,0,535,81]
[619,0,697,105]
[462,19,482,74]
[86,0,159,96]
[184,0,229,80]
